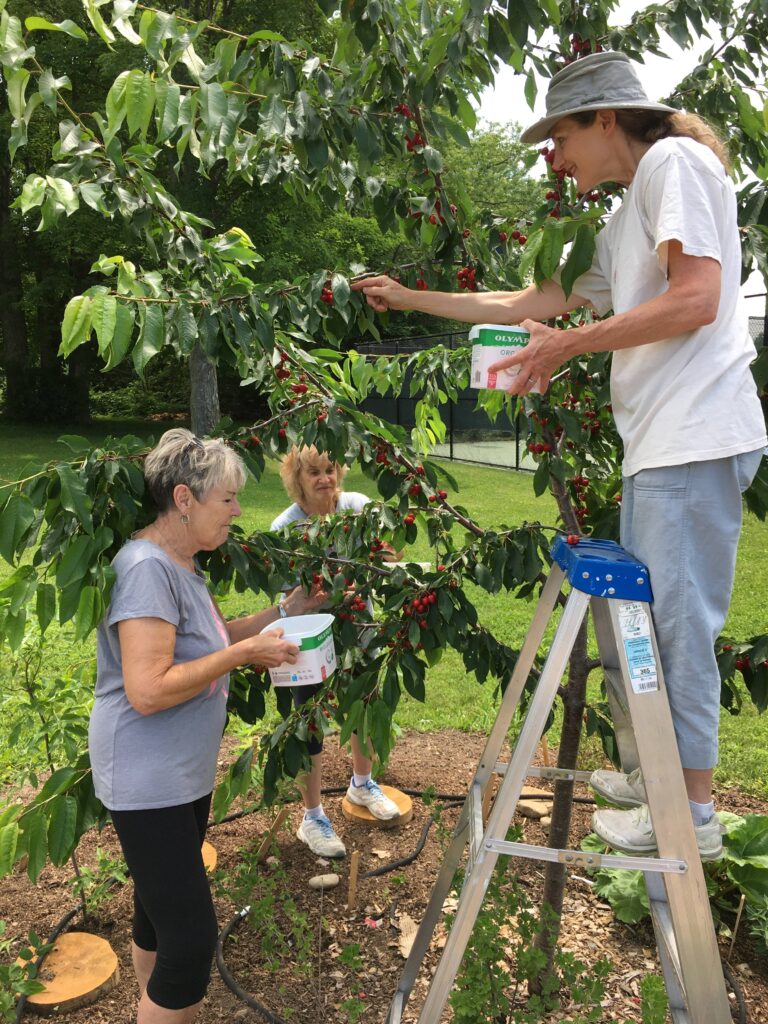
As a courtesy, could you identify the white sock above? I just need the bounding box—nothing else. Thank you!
[689,799,715,826]
[304,804,324,820]
[352,773,371,788]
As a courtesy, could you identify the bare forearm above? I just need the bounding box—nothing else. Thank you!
[135,645,248,713]
[227,605,281,643]
[559,288,716,360]
[402,280,578,324]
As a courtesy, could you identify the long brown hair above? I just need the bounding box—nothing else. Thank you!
[571,109,731,173]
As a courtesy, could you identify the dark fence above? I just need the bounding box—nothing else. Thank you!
[356,313,767,471]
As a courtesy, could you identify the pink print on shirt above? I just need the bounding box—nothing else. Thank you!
[207,597,231,699]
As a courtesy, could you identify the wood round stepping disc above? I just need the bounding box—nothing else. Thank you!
[201,840,217,872]
[341,786,413,829]
[24,932,119,1015]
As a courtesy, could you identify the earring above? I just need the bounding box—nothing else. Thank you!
[180,513,190,526]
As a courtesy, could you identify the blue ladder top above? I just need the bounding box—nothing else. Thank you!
[550,535,653,603]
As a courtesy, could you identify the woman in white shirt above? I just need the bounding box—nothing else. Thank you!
[354,52,766,861]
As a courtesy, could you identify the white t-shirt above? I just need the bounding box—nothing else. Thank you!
[569,136,766,477]
[270,491,370,532]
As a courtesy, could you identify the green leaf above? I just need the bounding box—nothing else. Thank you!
[56,464,93,534]
[46,176,79,216]
[125,69,154,138]
[103,303,135,371]
[38,69,72,112]
[0,822,19,877]
[83,0,115,46]
[537,221,565,280]
[173,301,198,354]
[55,534,96,589]
[132,304,164,376]
[74,585,104,641]
[6,68,29,120]
[59,295,92,358]
[723,814,768,868]
[91,292,117,355]
[105,70,129,137]
[21,811,48,883]
[25,16,87,40]
[36,582,56,635]
[0,493,35,563]
[154,80,180,143]
[198,81,228,129]
[560,223,595,299]
[331,273,350,308]
[593,867,649,923]
[18,175,46,213]
[47,795,78,866]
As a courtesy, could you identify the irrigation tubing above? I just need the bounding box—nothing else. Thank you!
[14,785,750,1024]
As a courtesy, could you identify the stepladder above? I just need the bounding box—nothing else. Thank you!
[388,536,732,1024]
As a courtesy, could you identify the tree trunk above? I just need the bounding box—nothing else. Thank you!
[0,132,30,420]
[190,343,220,436]
[528,425,591,992]
[529,618,590,991]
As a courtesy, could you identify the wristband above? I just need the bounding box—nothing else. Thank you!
[278,597,289,618]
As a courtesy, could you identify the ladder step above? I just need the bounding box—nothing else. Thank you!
[484,837,687,875]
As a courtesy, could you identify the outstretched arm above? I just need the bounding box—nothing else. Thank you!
[352,275,586,324]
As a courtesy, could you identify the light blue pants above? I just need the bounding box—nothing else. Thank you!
[619,450,763,770]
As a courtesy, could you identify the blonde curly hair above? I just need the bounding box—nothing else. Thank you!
[279,445,349,508]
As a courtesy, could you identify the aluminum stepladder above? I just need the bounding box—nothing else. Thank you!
[387,536,731,1024]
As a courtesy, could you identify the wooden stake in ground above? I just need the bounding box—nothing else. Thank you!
[347,851,360,912]
[254,805,291,863]
[23,932,119,1016]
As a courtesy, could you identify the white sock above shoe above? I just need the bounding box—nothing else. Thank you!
[689,799,715,826]
[304,804,325,820]
[352,773,371,787]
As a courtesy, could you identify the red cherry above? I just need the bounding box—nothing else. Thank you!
[498,231,507,242]
[409,484,421,496]
[404,513,415,525]
[278,428,286,438]
[438,489,447,499]
[566,535,579,546]
[419,619,428,629]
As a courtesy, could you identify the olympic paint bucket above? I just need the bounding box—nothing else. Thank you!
[469,323,531,390]
[261,614,337,687]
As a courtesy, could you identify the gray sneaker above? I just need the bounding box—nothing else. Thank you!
[590,766,646,808]
[592,804,723,861]
[297,815,346,858]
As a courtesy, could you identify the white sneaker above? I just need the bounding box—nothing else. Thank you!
[590,766,647,808]
[346,779,400,820]
[297,815,346,858]
[592,804,723,861]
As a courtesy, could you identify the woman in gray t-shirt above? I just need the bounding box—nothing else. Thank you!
[89,428,324,1023]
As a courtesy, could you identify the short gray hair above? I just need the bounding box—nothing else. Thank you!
[144,428,247,511]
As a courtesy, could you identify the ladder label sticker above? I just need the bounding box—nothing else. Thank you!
[618,602,659,693]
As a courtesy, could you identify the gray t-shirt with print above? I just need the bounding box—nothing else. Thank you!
[89,540,230,811]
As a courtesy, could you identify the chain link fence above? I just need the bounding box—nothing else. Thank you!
[357,312,767,470]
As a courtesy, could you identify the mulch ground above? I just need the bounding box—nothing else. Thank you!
[2,729,767,1023]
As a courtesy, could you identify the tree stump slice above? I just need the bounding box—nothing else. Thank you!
[341,786,412,829]
[201,840,217,872]
[25,932,119,1016]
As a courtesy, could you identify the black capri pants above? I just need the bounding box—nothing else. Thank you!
[110,793,217,1010]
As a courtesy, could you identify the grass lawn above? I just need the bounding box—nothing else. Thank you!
[1,419,767,795]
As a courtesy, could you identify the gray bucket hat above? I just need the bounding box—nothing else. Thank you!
[520,51,678,144]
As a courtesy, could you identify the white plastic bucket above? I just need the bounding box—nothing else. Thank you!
[469,323,532,390]
[260,613,337,687]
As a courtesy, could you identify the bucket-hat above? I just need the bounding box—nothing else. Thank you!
[520,51,678,144]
